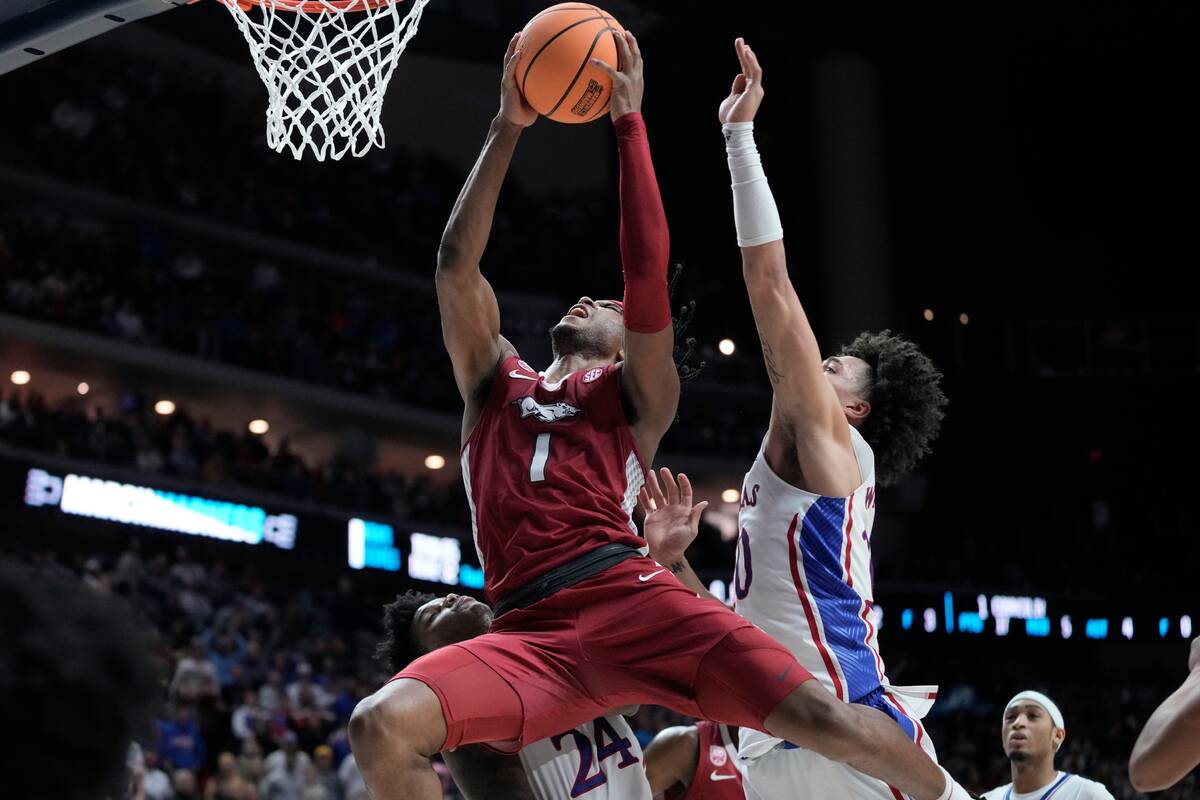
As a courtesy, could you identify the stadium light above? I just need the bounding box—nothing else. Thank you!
[10,370,31,385]
[248,419,270,435]
[721,488,740,503]
[718,338,736,356]
[425,454,446,470]
[77,382,90,395]
[922,309,934,322]
[959,312,970,325]
[154,400,176,416]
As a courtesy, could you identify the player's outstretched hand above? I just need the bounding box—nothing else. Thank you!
[591,31,644,120]
[718,37,765,125]
[639,468,708,562]
[500,32,538,129]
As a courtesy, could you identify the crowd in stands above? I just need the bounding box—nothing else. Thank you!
[0,387,470,526]
[0,203,771,457]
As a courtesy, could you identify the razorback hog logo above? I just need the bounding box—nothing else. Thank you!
[514,396,581,423]
[709,744,728,767]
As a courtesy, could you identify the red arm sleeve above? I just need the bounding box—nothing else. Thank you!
[615,112,672,334]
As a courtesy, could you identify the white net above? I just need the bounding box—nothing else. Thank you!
[218,0,432,161]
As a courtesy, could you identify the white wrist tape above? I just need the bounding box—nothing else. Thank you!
[724,121,783,247]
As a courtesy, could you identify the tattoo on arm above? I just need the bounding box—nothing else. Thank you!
[759,337,786,385]
[668,561,687,575]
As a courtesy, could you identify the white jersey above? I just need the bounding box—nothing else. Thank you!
[982,772,1115,800]
[518,715,652,800]
[735,427,937,760]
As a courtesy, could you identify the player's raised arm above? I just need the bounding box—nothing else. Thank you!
[720,39,860,492]
[592,32,680,456]
[1129,637,1200,792]
[436,33,534,410]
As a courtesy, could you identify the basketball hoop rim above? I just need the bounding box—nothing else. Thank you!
[219,0,401,13]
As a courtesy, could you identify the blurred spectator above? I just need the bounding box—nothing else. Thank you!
[312,746,341,800]
[287,662,331,711]
[337,755,369,800]
[157,705,208,772]
[205,751,257,800]
[258,670,286,714]
[264,730,311,785]
[142,750,174,800]
[172,769,201,800]
[260,733,307,800]
[207,630,249,688]
[238,737,267,786]
[170,638,221,703]
[232,690,263,742]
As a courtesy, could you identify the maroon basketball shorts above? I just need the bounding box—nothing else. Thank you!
[394,556,813,751]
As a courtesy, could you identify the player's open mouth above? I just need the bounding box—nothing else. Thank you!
[567,304,589,319]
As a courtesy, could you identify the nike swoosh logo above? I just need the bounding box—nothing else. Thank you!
[509,370,538,381]
[775,664,792,682]
[710,772,738,781]
[638,569,666,582]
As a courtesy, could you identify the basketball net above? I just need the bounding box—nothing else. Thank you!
[216,0,431,161]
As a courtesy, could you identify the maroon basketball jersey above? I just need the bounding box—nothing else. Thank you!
[682,722,745,800]
[461,355,647,604]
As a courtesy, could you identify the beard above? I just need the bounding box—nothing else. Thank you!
[549,320,614,360]
[1007,751,1029,763]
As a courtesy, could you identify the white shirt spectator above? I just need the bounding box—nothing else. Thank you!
[231,700,261,741]
[170,655,219,701]
[142,767,173,800]
[265,749,311,781]
[260,764,305,800]
[258,682,283,713]
[286,678,331,711]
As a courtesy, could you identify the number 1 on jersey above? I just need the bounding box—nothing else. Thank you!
[530,433,551,482]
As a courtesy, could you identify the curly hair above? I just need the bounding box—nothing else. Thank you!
[838,330,948,486]
[0,560,160,800]
[375,590,436,674]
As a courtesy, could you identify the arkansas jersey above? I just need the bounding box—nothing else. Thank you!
[735,426,938,761]
[519,715,652,800]
[461,354,647,604]
[674,722,745,800]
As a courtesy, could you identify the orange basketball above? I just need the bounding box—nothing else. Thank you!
[515,4,626,124]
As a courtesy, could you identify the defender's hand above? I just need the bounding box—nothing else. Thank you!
[718,38,765,125]
[591,31,644,121]
[639,468,708,563]
[500,32,538,129]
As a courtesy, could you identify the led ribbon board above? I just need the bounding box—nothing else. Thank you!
[25,468,296,549]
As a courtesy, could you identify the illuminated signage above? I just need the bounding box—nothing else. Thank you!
[408,533,462,585]
[348,519,401,572]
[888,591,1191,643]
[25,469,295,549]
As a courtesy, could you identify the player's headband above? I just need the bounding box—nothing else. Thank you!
[1005,690,1065,730]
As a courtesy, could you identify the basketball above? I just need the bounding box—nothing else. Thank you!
[515,3,626,124]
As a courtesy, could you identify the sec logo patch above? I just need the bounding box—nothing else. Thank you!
[582,368,604,384]
[709,744,727,767]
